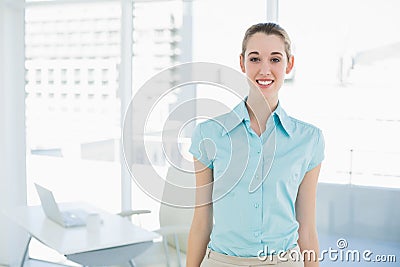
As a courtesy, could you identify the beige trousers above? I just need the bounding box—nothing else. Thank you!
[200,246,304,267]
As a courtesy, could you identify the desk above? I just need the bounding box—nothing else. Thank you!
[7,202,160,267]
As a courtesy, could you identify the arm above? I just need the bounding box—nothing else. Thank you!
[186,158,214,267]
[295,164,321,267]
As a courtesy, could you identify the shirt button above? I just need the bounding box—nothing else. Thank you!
[255,175,260,180]
[254,203,259,208]
[257,150,261,154]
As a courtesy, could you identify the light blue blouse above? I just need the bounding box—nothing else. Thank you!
[189,99,325,257]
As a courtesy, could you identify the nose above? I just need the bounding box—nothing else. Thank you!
[259,61,271,75]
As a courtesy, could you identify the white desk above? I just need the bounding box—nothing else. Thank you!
[7,202,160,267]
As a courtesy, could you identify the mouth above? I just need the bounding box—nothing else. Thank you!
[256,79,273,87]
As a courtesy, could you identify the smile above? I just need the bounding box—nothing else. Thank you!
[256,79,273,86]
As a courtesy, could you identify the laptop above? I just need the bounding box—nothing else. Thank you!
[35,183,88,228]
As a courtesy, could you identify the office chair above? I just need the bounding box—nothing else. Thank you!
[119,165,195,267]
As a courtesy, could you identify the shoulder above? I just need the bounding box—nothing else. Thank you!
[287,115,323,138]
[194,111,235,137]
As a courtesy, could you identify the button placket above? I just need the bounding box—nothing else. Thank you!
[256,140,263,181]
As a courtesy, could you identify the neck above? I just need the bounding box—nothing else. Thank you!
[246,92,278,123]
[245,92,278,136]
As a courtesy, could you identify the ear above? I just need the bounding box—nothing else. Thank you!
[239,54,246,73]
[285,55,294,74]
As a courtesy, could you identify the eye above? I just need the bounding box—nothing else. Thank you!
[271,57,281,63]
[249,57,260,62]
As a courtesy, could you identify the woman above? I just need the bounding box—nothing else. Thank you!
[187,22,324,267]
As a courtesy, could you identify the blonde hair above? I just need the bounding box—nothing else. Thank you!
[241,22,292,61]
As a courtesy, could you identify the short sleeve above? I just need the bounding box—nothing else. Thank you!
[307,129,325,172]
[189,123,214,169]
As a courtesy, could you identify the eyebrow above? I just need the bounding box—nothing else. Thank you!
[247,51,284,57]
[247,51,259,56]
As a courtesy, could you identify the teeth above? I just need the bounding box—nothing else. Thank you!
[257,80,272,85]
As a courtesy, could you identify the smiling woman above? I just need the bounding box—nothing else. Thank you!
[187,22,324,267]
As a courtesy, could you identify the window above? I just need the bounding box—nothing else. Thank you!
[35,69,41,84]
[60,68,67,85]
[25,1,122,221]
[73,69,80,84]
[88,68,95,85]
[128,0,186,230]
[280,0,400,188]
[101,68,108,85]
[47,68,54,85]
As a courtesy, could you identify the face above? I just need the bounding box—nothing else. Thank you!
[240,32,294,102]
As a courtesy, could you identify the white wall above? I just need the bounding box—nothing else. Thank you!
[0,0,29,265]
